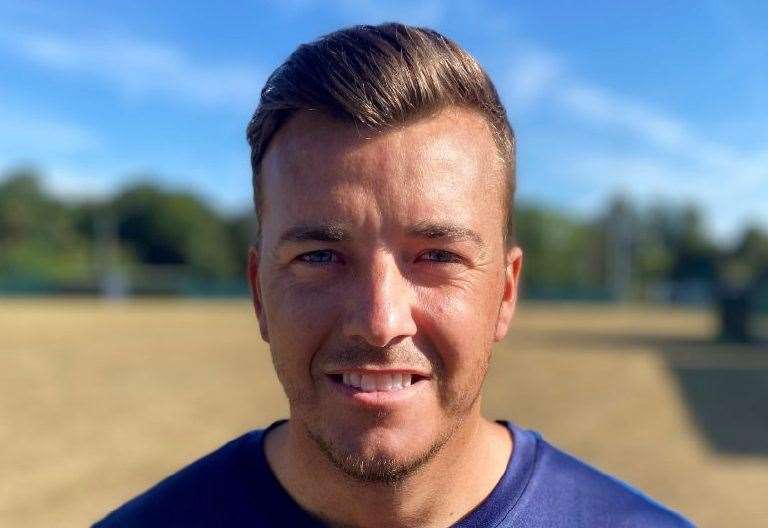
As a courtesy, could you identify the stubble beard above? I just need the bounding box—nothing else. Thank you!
[280,341,491,484]
[305,417,458,485]
[302,377,485,485]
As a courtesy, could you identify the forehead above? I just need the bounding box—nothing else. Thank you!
[259,108,505,241]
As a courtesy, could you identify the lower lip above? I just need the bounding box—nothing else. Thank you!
[325,375,429,407]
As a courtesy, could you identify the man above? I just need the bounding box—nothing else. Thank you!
[95,23,694,527]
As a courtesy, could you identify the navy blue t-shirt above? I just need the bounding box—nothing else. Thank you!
[94,421,694,527]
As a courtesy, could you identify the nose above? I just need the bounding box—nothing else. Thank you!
[342,252,417,347]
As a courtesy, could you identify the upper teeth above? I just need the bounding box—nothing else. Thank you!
[342,372,413,392]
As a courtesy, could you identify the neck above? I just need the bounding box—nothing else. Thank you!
[264,409,512,528]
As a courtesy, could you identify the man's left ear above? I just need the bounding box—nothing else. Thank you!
[494,246,523,342]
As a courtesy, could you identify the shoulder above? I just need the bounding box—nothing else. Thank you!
[508,425,695,527]
[93,429,268,528]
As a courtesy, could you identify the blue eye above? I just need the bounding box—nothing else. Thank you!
[421,250,460,263]
[299,250,338,264]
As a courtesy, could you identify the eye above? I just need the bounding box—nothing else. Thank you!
[297,250,341,265]
[419,249,462,263]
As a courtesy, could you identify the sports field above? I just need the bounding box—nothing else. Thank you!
[2,299,766,527]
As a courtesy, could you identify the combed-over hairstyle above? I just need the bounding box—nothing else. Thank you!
[246,22,516,245]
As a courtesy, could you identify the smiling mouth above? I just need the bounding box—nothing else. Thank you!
[328,372,429,392]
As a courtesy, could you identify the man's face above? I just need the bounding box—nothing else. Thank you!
[250,107,522,481]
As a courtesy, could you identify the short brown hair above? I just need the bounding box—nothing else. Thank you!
[246,22,516,245]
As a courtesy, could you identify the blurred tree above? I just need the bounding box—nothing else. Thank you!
[636,203,676,284]
[632,202,718,302]
[0,168,91,284]
[0,168,64,242]
[731,226,768,271]
[112,182,237,279]
[2,167,763,302]
[515,203,600,298]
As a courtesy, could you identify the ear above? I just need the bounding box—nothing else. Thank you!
[494,246,523,342]
[248,246,270,343]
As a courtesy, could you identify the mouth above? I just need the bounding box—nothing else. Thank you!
[327,371,430,392]
[326,367,432,411]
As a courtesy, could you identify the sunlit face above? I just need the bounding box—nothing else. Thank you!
[249,107,522,482]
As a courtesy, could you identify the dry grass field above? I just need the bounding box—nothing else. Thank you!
[2,298,767,527]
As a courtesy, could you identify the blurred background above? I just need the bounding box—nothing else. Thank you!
[1,1,766,526]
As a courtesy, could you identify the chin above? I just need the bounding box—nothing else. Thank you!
[305,415,453,484]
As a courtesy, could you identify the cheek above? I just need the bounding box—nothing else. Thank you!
[263,279,341,394]
[414,287,493,416]
[415,283,496,379]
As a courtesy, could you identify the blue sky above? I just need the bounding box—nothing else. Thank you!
[1,0,767,242]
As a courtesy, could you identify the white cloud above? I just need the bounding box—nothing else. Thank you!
[504,47,562,112]
[2,31,264,110]
[501,43,768,241]
[2,11,764,239]
[0,103,99,157]
[567,150,768,242]
[557,84,690,151]
[558,84,768,239]
[0,93,105,197]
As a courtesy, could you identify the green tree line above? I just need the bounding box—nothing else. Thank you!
[1,167,767,299]
[0,168,252,294]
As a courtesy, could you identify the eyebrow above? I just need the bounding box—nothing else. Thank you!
[275,221,486,252]
[277,224,351,244]
[407,221,486,251]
